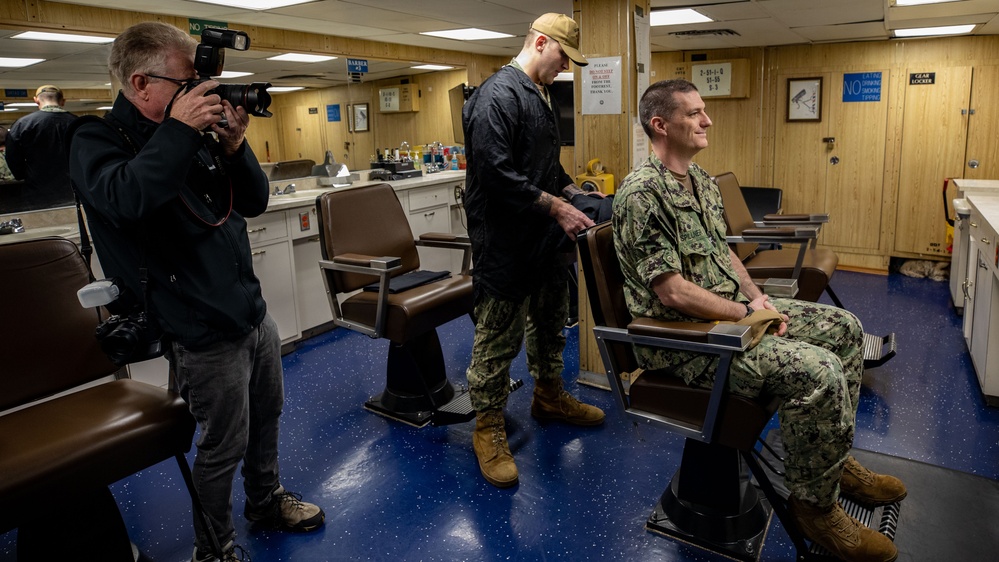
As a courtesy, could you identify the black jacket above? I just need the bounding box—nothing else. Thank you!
[462,64,573,301]
[6,107,78,208]
[69,92,270,348]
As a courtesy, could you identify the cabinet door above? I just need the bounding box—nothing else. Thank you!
[252,239,300,344]
[894,66,972,256]
[293,236,334,333]
[964,232,980,346]
[970,247,992,385]
[965,65,999,180]
[409,204,452,272]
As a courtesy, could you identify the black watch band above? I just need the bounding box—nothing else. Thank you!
[744,302,754,318]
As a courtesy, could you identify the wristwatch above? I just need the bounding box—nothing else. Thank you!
[744,303,754,318]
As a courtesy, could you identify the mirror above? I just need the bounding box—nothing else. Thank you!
[0,27,468,214]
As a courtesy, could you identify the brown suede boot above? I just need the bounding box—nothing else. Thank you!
[530,379,605,426]
[789,497,898,562]
[840,455,907,505]
[472,409,518,488]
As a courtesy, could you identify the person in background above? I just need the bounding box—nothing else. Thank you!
[69,22,323,562]
[461,12,605,489]
[0,126,14,181]
[6,85,77,205]
[612,79,906,562]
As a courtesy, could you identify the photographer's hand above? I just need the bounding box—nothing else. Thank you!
[213,101,249,157]
[168,80,223,131]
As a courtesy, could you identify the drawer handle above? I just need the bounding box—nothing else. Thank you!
[970,222,978,228]
[982,237,991,244]
[251,250,267,256]
[248,227,267,234]
[964,280,973,301]
[424,211,435,218]
[307,236,321,243]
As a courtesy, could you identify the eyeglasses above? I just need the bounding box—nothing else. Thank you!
[145,74,192,87]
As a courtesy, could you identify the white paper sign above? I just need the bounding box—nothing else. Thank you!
[379,87,400,112]
[691,62,732,97]
[582,56,622,115]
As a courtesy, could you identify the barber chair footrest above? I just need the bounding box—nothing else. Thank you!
[862,332,897,369]
[646,494,773,562]
[431,378,524,426]
[364,397,434,428]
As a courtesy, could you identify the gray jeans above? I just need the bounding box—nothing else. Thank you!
[167,314,285,550]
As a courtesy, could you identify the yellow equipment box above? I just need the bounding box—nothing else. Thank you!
[575,158,615,195]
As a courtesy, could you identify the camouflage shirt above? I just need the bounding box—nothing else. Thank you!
[611,153,746,381]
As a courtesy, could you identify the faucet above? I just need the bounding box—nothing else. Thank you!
[271,183,296,196]
[0,218,25,235]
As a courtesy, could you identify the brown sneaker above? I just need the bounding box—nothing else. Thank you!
[530,379,605,426]
[840,455,907,505]
[789,497,898,562]
[244,486,325,532]
[473,409,518,488]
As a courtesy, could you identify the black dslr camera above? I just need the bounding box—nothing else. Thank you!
[191,27,273,127]
[78,278,164,366]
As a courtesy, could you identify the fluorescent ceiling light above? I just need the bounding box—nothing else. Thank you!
[411,64,453,71]
[5,102,38,107]
[554,72,574,81]
[12,31,113,43]
[651,8,713,27]
[267,53,336,63]
[267,86,304,92]
[0,57,45,68]
[219,70,254,78]
[894,24,975,37]
[421,28,513,41]
[3,107,22,112]
[189,0,313,9]
[97,106,113,110]
[893,0,962,6]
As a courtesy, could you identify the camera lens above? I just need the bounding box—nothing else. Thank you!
[214,83,273,118]
[101,321,142,365]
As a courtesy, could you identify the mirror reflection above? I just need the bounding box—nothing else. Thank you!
[0,28,468,214]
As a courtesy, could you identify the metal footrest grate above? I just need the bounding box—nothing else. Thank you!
[431,378,523,426]
[808,498,901,559]
[863,332,896,369]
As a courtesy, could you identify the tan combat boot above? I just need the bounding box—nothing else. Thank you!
[472,409,518,488]
[840,456,908,505]
[789,497,898,562]
[530,378,605,426]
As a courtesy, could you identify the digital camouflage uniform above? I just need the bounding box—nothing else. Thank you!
[612,153,864,507]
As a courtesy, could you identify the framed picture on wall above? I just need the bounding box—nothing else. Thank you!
[787,77,822,121]
[353,103,369,132]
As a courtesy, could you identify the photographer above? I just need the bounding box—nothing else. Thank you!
[69,22,323,562]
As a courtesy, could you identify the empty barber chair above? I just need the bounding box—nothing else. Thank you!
[715,172,895,368]
[316,183,487,427]
[0,238,219,553]
[577,222,899,561]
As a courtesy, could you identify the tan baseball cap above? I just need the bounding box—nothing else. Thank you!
[35,84,62,96]
[531,13,588,67]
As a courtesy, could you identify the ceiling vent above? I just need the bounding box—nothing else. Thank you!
[669,29,741,37]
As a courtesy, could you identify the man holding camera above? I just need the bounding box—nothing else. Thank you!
[69,22,323,562]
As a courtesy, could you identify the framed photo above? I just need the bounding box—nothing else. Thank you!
[353,103,369,132]
[787,77,822,122]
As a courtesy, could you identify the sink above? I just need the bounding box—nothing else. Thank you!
[0,225,78,245]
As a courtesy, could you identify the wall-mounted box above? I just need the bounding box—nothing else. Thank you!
[378,84,420,113]
[668,59,750,99]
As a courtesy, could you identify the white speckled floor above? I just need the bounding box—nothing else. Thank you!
[3,270,997,561]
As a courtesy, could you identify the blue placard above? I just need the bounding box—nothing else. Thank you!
[5,89,28,98]
[326,104,341,122]
[347,58,368,73]
[842,72,882,102]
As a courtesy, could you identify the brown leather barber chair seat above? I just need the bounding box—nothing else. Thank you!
[0,237,218,552]
[577,221,815,561]
[316,183,485,427]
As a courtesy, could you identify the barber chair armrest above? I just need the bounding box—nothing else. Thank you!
[760,213,829,224]
[319,254,402,338]
[752,278,799,298]
[416,233,472,275]
[728,226,818,246]
[627,318,752,351]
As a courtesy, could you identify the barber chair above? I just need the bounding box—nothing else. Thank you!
[577,222,899,561]
[0,238,220,553]
[715,172,895,368]
[316,183,501,427]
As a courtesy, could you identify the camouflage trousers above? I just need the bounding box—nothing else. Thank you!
[466,273,569,412]
[684,298,863,507]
